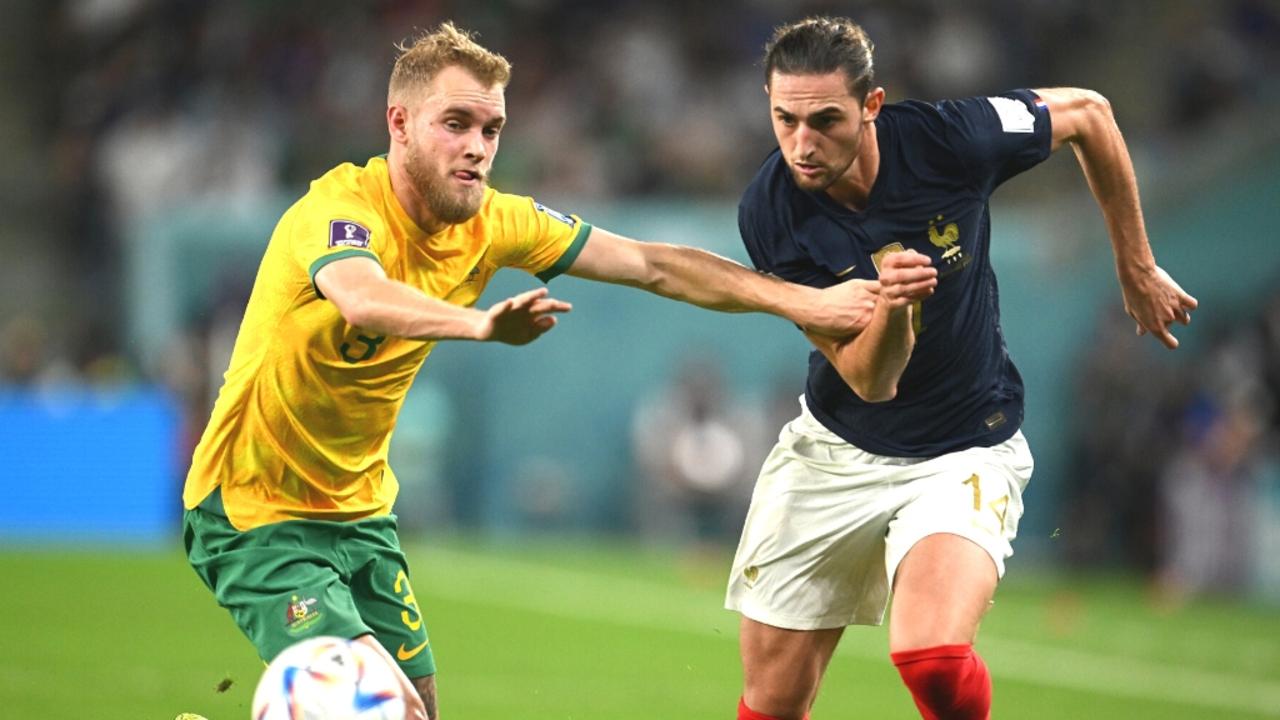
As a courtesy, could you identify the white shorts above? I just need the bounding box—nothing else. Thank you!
[724,399,1033,630]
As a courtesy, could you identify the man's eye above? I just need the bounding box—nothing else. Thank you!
[483,127,500,138]
[444,120,464,131]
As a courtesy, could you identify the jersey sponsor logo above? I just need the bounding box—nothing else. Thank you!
[987,96,1036,133]
[329,219,372,248]
[533,202,576,228]
[284,594,322,633]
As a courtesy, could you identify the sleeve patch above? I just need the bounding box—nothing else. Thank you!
[987,96,1035,134]
[328,219,372,248]
[534,202,577,228]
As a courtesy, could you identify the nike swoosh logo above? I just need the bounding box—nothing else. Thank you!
[397,639,429,661]
[835,265,857,277]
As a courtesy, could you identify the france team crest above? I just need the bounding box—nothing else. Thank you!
[329,219,371,248]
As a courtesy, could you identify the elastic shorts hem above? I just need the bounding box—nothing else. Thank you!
[727,598,884,631]
[392,650,437,679]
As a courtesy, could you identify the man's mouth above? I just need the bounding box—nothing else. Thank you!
[793,162,824,178]
[453,169,483,186]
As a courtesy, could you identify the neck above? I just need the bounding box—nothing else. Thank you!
[825,121,879,212]
[386,148,447,235]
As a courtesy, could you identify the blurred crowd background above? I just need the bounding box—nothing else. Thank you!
[2,0,1279,605]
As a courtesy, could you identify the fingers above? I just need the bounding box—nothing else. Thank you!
[508,286,549,310]
[881,249,933,269]
[1153,326,1179,349]
[529,298,573,315]
[893,279,937,300]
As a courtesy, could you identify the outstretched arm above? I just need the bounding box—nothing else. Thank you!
[315,256,571,345]
[564,226,878,336]
[1038,87,1198,349]
[805,250,936,402]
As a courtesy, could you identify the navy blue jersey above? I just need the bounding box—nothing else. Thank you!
[740,90,1052,457]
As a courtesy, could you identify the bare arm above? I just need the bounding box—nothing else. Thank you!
[565,226,878,336]
[1038,87,1197,348]
[314,256,570,345]
[805,251,936,402]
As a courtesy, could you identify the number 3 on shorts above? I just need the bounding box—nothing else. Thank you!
[394,570,424,631]
[962,474,1010,533]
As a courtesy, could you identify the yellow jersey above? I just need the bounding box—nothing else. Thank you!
[182,156,591,530]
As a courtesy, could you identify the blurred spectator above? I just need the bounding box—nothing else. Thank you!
[1067,287,1280,602]
[1156,392,1269,602]
[631,356,761,550]
[0,315,74,387]
[1062,310,1183,571]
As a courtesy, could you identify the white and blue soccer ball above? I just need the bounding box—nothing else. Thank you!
[251,636,408,720]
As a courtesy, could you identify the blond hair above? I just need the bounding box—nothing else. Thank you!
[388,22,511,103]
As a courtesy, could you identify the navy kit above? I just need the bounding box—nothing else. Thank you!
[740,90,1052,457]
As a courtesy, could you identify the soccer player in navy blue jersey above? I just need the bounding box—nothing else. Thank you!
[723,17,1198,720]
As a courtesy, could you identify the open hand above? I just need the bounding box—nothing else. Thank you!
[476,287,572,345]
[1122,265,1197,349]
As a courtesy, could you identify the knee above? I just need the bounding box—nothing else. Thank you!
[742,686,811,720]
[891,644,991,720]
[743,664,821,720]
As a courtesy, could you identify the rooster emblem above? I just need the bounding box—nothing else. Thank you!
[928,215,962,261]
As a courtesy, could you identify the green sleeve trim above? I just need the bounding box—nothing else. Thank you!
[309,249,381,299]
[535,221,593,283]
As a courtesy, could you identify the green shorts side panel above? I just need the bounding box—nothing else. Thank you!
[182,507,436,676]
[341,521,437,677]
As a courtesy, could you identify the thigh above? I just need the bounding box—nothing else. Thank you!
[184,509,373,663]
[884,433,1034,652]
[726,414,902,630]
[741,617,844,719]
[888,532,997,653]
[344,519,438,679]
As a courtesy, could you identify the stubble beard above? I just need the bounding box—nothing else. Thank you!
[790,128,862,194]
[404,141,485,225]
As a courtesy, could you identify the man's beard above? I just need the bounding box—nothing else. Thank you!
[404,142,485,225]
[790,166,836,192]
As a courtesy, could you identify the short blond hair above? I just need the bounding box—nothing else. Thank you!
[388,22,511,103]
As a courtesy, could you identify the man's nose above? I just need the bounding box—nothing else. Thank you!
[793,125,816,157]
[464,129,487,161]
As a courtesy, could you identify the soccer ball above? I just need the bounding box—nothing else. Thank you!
[251,636,408,720]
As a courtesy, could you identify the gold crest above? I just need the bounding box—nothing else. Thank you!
[928,215,962,260]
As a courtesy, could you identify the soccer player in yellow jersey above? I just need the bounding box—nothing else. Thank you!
[182,22,879,719]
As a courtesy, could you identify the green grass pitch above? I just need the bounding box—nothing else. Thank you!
[2,537,1277,719]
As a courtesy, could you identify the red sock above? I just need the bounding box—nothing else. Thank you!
[891,644,991,720]
[737,696,809,720]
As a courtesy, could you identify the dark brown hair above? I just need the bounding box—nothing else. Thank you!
[763,17,875,101]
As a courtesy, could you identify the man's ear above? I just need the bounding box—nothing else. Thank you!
[863,87,886,123]
[387,104,410,144]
